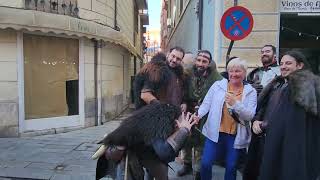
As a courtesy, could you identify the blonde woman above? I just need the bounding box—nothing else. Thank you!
[196,58,257,180]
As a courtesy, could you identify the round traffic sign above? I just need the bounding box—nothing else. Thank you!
[220,6,254,41]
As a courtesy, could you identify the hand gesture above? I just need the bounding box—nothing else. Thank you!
[176,112,197,131]
[225,92,236,106]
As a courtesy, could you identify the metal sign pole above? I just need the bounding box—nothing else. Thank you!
[225,0,238,67]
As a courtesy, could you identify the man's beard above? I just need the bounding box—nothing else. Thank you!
[261,56,273,65]
[193,65,210,77]
[167,61,183,77]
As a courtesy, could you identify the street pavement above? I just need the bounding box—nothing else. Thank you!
[0,113,241,180]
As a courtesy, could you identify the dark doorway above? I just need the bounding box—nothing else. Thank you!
[280,14,320,75]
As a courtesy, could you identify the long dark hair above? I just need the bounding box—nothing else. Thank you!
[280,50,310,70]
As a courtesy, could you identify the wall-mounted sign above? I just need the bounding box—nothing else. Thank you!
[281,0,320,12]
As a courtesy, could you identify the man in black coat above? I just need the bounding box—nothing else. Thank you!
[244,50,320,180]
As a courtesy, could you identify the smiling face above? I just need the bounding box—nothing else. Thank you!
[167,49,184,68]
[261,46,276,66]
[195,52,210,72]
[280,55,304,77]
[228,66,246,85]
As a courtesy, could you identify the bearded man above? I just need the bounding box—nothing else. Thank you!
[177,50,222,179]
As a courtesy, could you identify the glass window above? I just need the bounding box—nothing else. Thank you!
[23,34,79,119]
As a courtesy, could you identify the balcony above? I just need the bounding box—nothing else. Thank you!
[25,0,79,18]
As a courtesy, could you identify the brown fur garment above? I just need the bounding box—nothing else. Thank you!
[102,103,181,148]
[133,60,172,109]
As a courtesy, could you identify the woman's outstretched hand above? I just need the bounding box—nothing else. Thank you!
[176,112,198,131]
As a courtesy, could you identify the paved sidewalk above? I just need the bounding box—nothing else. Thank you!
[0,113,241,180]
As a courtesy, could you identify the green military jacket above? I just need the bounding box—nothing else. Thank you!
[184,62,223,146]
[184,63,223,110]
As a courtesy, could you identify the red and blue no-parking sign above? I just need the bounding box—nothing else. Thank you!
[220,6,254,41]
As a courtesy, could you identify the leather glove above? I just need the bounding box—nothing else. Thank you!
[104,145,125,162]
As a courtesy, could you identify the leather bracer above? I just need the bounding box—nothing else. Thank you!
[167,127,190,153]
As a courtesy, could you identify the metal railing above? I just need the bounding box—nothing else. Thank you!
[25,0,79,18]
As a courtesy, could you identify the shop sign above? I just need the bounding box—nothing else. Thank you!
[281,0,320,12]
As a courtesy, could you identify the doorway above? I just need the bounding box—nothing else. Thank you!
[280,14,320,75]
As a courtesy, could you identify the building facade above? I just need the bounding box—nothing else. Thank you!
[0,0,148,137]
[161,0,320,73]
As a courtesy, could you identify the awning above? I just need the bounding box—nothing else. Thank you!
[0,7,143,59]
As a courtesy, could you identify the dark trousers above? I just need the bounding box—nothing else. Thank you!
[242,134,265,180]
[137,149,168,180]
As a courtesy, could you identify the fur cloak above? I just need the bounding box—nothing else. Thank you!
[96,103,181,180]
[102,103,181,147]
[258,70,320,180]
[133,60,172,109]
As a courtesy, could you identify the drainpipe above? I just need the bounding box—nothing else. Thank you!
[92,39,103,126]
[114,0,119,31]
[93,40,98,126]
[198,0,203,50]
[133,56,137,75]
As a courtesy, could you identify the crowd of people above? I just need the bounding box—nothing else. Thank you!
[94,45,320,180]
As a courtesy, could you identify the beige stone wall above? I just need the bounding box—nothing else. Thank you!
[100,44,130,121]
[78,0,115,28]
[117,0,135,44]
[78,0,135,45]
[0,29,19,137]
[221,0,279,67]
[83,39,96,127]
[83,39,132,125]
[0,0,24,8]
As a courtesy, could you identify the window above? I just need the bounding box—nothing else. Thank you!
[23,34,79,119]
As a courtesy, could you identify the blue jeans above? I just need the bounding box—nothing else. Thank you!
[200,132,240,180]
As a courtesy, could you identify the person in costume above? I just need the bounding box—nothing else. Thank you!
[177,50,223,179]
[247,44,280,94]
[134,47,186,110]
[94,102,197,180]
[254,50,320,180]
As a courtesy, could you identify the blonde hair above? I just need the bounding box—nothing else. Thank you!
[227,57,248,72]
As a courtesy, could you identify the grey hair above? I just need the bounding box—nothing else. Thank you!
[227,57,248,72]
